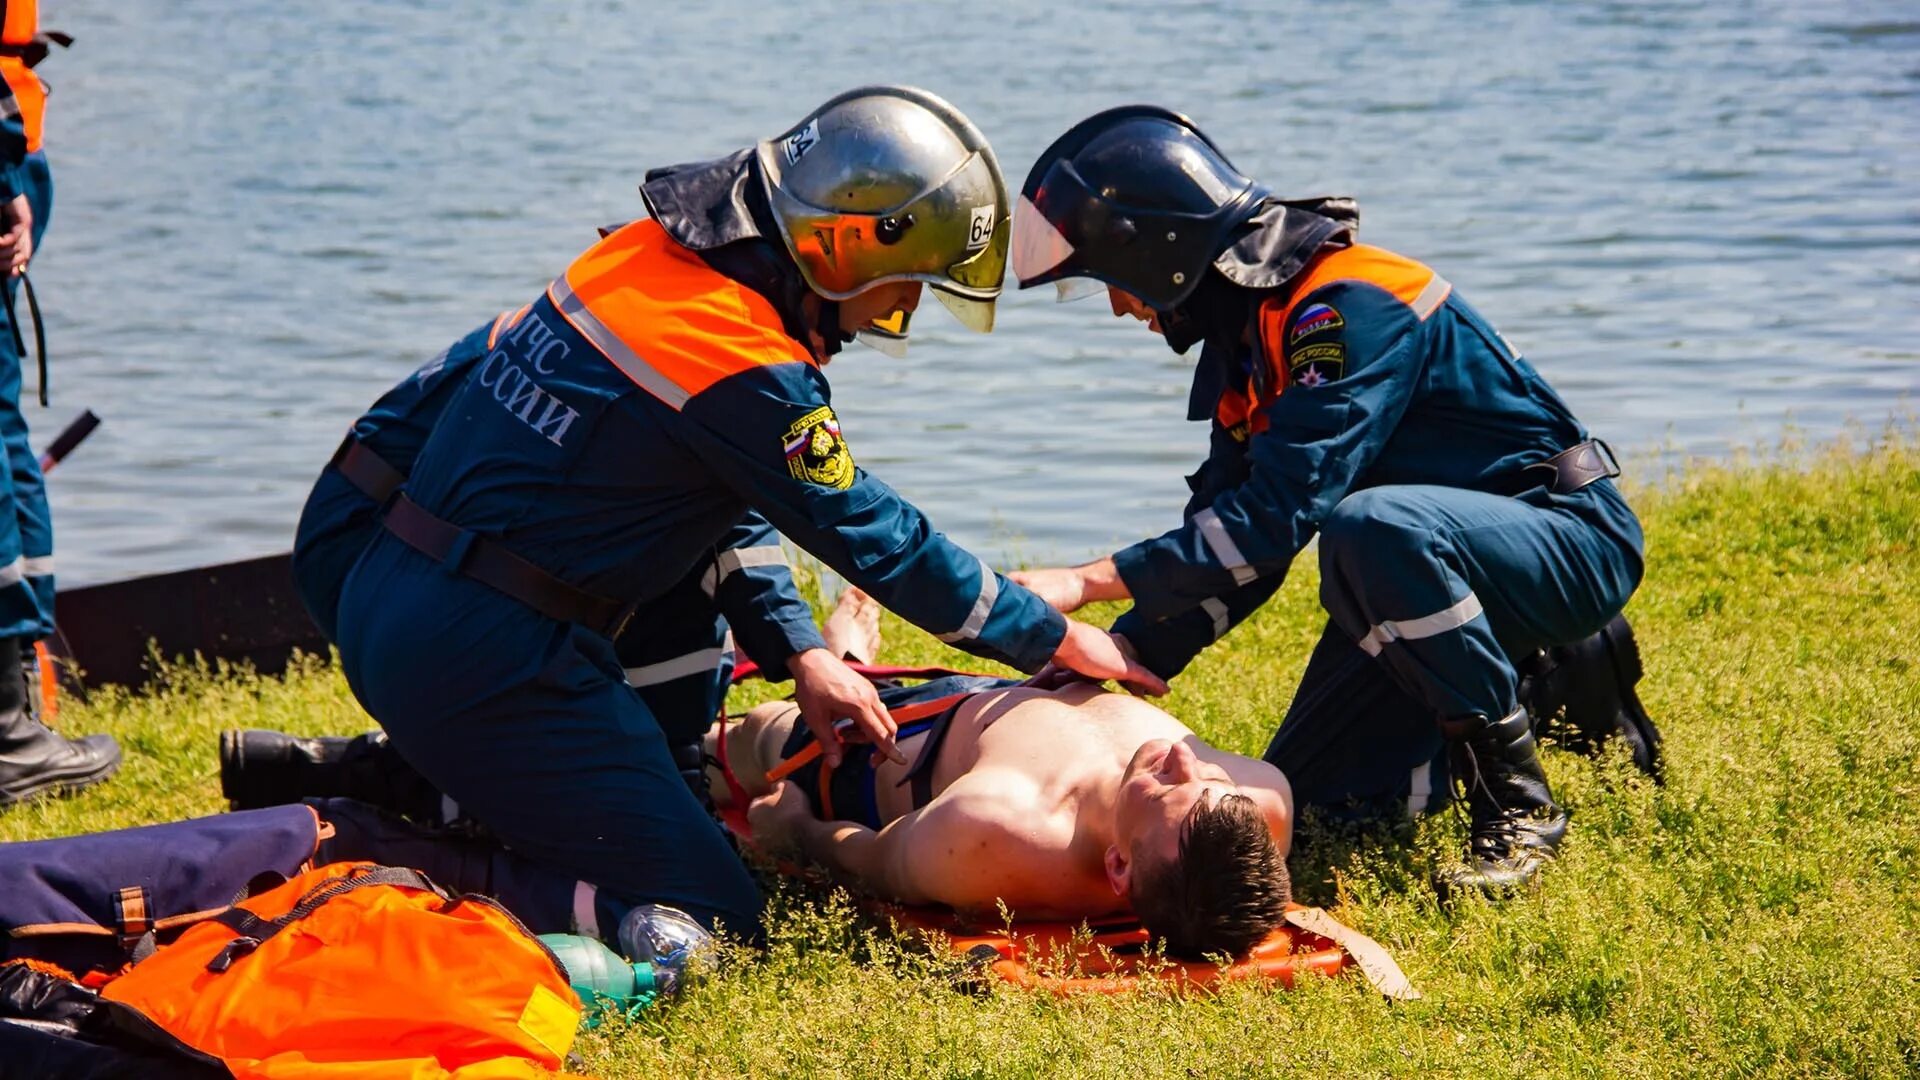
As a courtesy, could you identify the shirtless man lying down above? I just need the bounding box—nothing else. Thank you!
[710,590,1295,960]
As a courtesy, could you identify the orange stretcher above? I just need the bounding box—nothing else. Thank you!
[865,899,1358,996]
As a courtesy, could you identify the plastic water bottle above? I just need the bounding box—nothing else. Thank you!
[538,933,662,1023]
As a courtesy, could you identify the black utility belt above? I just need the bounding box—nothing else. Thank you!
[380,493,629,635]
[1526,439,1621,495]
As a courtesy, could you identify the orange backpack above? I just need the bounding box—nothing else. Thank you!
[101,861,584,1080]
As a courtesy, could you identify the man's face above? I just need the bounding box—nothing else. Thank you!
[1114,738,1236,865]
[1107,285,1164,336]
[838,280,923,339]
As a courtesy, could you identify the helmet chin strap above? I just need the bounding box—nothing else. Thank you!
[1159,270,1255,357]
[815,297,851,359]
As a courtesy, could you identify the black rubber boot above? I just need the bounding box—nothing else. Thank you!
[1435,707,1569,900]
[0,638,120,807]
[1519,614,1663,780]
[219,729,444,823]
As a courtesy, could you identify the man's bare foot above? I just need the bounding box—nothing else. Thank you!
[821,586,882,665]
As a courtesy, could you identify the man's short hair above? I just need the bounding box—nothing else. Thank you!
[1129,792,1291,961]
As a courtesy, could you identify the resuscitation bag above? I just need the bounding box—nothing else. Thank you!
[0,804,329,977]
[100,861,585,1080]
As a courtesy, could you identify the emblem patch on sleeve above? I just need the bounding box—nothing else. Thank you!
[1289,302,1344,343]
[1291,342,1347,387]
[783,406,855,489]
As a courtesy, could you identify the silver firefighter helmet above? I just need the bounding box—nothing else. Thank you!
[758,85,1010,335]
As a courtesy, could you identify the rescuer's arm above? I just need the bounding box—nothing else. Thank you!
[682,366,1055,672]
[1110,283,1427,623]
[677,362,1162,694]
[1109,576,1287,681]
[707,513,827,682]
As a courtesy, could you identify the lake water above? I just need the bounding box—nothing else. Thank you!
[31,1,1920,585]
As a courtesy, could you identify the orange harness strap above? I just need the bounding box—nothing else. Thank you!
[761,693,972,786]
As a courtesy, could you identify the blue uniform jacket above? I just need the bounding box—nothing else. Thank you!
[295,309,829,675]
[1112,244,1640,678]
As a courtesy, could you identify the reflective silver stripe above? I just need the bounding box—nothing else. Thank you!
[0,556,22,587]
[1200,597,1230,641]
[711,545,787,592]
[571,880,599,937]
[1357,592,1485,657]
[1410,274,1452,320]
[548,276,691,410]
[21,556,52,577]
[1406,761,1432,817]
[1193,508,1257,586]
[624,644,732,687]
[934,557,999,644]
[439,794,461,825]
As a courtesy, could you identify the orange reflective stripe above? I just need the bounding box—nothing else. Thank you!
[1280,244,1451,321]
[0,59,44,152]
[550,219,811,409]
[1,0,35,47]
[1256,244,1452,396]
[487,305,529,348]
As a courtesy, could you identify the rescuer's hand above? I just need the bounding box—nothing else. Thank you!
[1011,557,1129,615]
[1049,620,1168,697]
[0,195,32,277]
[789,647,904,768]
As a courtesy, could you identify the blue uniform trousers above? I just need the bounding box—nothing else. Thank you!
[337,535,762,938]
[1265,479,1642,817]
[0,151,53,640]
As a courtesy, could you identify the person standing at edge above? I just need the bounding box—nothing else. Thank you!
[1008,106,1656,897]
[326,87,1163,943]
[0,1,117,808]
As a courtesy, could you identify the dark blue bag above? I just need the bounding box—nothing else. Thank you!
[0,804,326,977]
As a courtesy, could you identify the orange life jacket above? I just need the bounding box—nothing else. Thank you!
[0,0,46,152]
[101,862,586,1080]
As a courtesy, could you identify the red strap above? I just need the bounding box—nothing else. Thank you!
[712,714,753,839]
[731,658,996,684]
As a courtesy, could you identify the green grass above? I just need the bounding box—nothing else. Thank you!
[5,437,1917,1078]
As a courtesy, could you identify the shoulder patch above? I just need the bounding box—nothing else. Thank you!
[1289,302,1344,343]
[1291,342,1347,387]
[783,405,855,489]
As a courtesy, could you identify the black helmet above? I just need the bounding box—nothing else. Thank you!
[1013,106,1270,310]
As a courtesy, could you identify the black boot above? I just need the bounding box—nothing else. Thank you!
[0,638,120,807]
[1436,707,1568,900]
[219,729,445,823]
[1519,614,1663,779]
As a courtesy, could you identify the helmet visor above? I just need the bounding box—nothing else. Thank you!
[930,287,996,333]
[1012,189,1077,286]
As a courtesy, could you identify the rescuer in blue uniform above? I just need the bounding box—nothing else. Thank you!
[0,9,118,808]
[1009,107,1659,896]
[323,87,1160,940]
